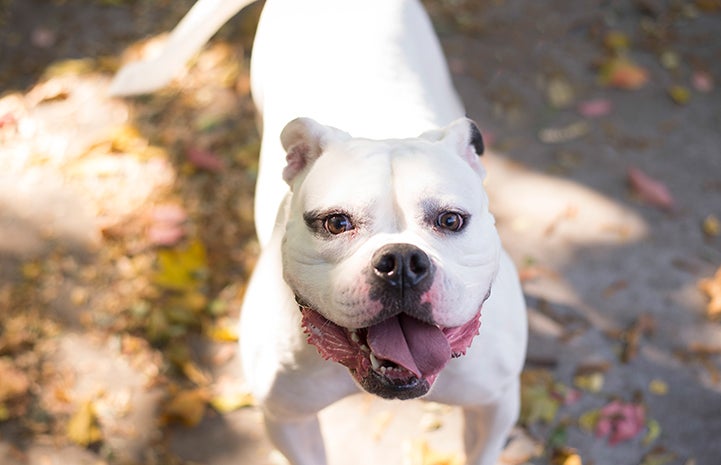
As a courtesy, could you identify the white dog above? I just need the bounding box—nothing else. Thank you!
[111,1,527,464]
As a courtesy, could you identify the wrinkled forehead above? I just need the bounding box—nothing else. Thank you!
[297,138,485,210]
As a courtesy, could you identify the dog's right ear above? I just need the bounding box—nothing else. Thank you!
[280,118,351,185]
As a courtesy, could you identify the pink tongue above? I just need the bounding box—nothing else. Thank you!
[366,314,451,378]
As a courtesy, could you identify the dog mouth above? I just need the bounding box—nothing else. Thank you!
[299,304,482,400]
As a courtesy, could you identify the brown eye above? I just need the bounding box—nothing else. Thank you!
[436,211,465,232]
[324,214,353,235]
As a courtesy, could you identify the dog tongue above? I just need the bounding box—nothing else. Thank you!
[366,314,451,378]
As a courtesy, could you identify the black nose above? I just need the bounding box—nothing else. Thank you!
[371,243,432,289]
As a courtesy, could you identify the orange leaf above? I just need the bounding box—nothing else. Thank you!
[600,57,649,90]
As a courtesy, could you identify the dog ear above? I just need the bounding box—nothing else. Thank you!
[421,117,486,176]
[280,117,351,184]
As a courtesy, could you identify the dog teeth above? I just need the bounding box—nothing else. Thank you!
[360,344,370,353]
[350,330,360,343]
[370,353,381,371]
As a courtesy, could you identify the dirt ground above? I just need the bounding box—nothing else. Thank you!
[1,1,720,465]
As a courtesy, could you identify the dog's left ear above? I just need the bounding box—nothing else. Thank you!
[280,117,351,185]
[421,118,486,176]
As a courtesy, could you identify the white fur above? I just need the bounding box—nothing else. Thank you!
[111,1,527,464]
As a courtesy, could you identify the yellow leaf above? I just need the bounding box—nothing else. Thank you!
[578,409,600,432]
[0,403,10,422]
[161,389,209,427]
[403,439,463,465]
[668,85,691,105]
[204,323,239,343]
[153,239,208,291]
[649,379,668,395]
[573,372,604,393]
[209,391,254,413]
[182,361,211,386]
[644,418,662,446]
[702,214,720,237]
[67,400,103,446]
[603,31,630,52]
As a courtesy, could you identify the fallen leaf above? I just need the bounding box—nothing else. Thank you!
[153,238,208,291]
[539,121,589,144]
[547,78,575,109]
[66,400,103,446]
[520,370,560,425]
[551,448,582,465]
[603,31,630,53]
[594,400,646,445]
[649,379,668,395]
[187,146,224,172]
[210,391,254,413]
[402,439,463,465]
[161,388,209,427]
[692,70,714,92]
[627,167,675,211]
[578,409,600,432]
[573,372,604,393]
[500,429,544,465]
[0,358,30,402]
[644,418,662,446]
[599,56,649,90]
[577,98,613,118]
[640,447,677,465]
[698,267,721,318]
[702,214,720,237]
[668,85,691,105]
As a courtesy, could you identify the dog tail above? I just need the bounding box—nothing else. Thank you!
[109,0,259,96]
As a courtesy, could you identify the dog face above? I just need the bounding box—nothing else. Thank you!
[280,117,500,399]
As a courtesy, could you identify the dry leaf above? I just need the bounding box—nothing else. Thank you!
[500,429,544,464]
[573,372,604,393]
[692,70,714,92]
[627,167,675,211]
[649,379,668,395]
[698,267,721,318]
[644,419,662,446]
[702,214,720,237]
[600,57,649,90]
[520,370,560,424]
[640,448,676,465]
[594,400,646,445]
[402,439,463,465]
[153,238,208,291]
[577,98,613,118]
[210,391,254,413]
[0,359,30,402]
[161,388,209,427]
[66,400,103,446]
[187,146,224,172]
[668,85,691,105]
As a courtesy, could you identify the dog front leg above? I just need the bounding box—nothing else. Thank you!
[264,413,327,465]
[462,379,520,465]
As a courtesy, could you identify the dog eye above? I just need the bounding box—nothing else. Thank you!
[436,211,465,232]
[324,214,354,235]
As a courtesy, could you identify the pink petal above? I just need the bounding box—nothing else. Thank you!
[187,146,224,172]
[578,99,613,118]
[692,71,714,93]
[627,167,675,211]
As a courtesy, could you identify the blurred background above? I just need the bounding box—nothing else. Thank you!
[0,1,720,464]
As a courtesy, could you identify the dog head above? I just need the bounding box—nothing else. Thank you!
[280,117,500,399]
